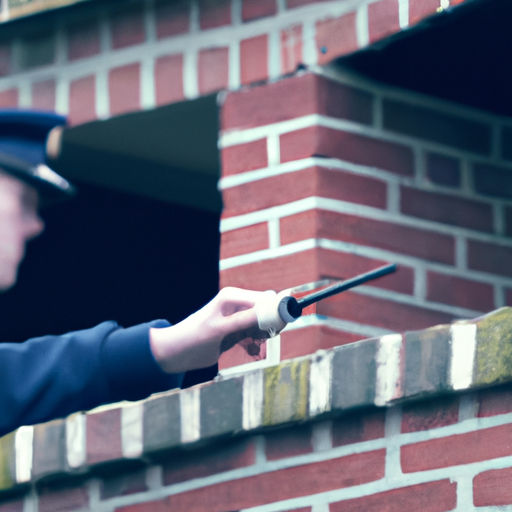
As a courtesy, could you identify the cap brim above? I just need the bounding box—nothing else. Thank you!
[0,150,75,203]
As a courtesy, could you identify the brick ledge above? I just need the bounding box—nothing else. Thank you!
[0,307,511,490]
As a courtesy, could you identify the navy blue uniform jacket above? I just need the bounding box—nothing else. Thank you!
[0,320,183,437]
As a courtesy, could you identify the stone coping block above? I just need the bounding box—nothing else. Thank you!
[1,307,511,491]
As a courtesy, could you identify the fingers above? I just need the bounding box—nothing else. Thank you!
[218,287,271,316]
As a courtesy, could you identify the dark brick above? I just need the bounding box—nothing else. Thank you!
[0,499,23,512]
[265,424,313,460]
[401,186,493,232]
[199,0,231,29]
[38,482,89,512]
[143,392,181,453]
[402,395,459,433]
[332,408,385,447]
[67,19,100,61]
[383,99,491,154]
[200,377,243,438]
[426,152,461,187]
[474,162,512,200]
[404,326,451,398]
[468,239,512,278]
[427,272,494,312]
[0,43,12,77]
[502,126,512,161]
[506,206,512,237]
[332,339,377,411]
[156,0,190,39]
[242,0,277,21]
[478,384,512,417]
[110,5,145,49]
[20,32,55,69]
[100,469,147,500]
[163,438,255,485]
[32,420,66,479]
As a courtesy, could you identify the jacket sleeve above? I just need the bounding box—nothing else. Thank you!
[0,320,183,437]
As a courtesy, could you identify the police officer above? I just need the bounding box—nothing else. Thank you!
[0,110,267,437]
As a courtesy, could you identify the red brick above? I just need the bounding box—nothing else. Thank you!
[222,166,386,215]
[111,6,145,49]
[265,424,313,460]
[222,73,372,130]
[240,35,268,85]
[316,13,358,65]
[156,0,190,39]
[281,25,303,74]
[155,54,184,106]
[287,0,329,7]
[401,187,493,232]
[221,139,267,176]
[199,0,231,29]
[119,450,385,512]
[280,210,455,264]
[468,240,512,278]
[281,325,363,360]
[109,63,140,116]
[38,484,89,512]
[368,0,400,44]
[401,422,512,473]
[220,222,269,259]
[477,385,512,417]
[100,469,147,500]
[474,467,512,506]
[401,396,459,433]
[0,43,12,77]
[69,75,96,126]
[198,47,229,95]
[330,480,456,512]
[163,438,255,485]
[409,0,441,25]
[318,291,455,332]
[220,248,412,294]
[32,79,55,111]
[427,272,494,312]
[242,0,277,21]
[0,500,23,512]
[86,409,122,465]
[0,89,18,107]
[332,409,385,447]
[280,126,414,176]
[67,19,100,61]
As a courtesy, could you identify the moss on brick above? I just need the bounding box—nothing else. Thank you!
[474,308,512,386]
[0,432,15,490]
[263,359,310,426]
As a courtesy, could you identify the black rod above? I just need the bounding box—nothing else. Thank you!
[297,263,397,309]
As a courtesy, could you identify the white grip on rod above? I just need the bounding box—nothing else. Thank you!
[255,290,297,338]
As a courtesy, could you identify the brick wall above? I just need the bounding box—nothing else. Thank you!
[1,308,512,511]
[0,0,460,123]
[218,69,512,370]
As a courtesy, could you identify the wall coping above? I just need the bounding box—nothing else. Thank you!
[1,307,512,491]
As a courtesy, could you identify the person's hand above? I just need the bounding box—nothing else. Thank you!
[149,287,270,374]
